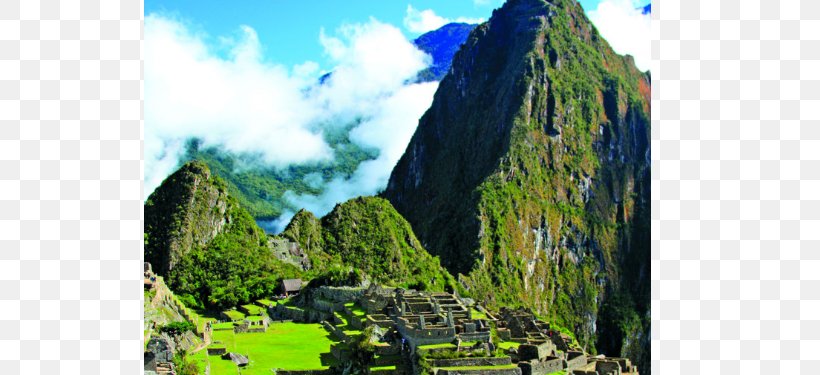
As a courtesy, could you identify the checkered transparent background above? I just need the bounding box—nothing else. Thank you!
[0,0,818,374]
[0,0,142,374]
[653,0,820,374]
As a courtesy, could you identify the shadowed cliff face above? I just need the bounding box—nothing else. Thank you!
[384,0,650,372]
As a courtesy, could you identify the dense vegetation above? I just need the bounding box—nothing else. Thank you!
[144,161,302,309]
[384,0,650,370]
[281,197,458,292]
[151,23,480,223]
[181,122,379,221]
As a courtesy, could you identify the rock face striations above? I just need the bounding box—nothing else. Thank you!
[144,161,233,276]
[384,0,650,371]
[144,161,302,309]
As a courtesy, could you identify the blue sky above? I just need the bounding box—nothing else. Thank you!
[145,0,502,69]
[144,0,651,208]
[144,0,641,70]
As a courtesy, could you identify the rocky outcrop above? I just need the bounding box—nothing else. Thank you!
[144,161,233,275]
[281,197,457,292]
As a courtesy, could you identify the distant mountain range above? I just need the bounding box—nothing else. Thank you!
[169,22,479,226]
[413,23,478,82]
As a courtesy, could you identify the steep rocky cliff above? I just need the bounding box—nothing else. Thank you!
[144,161,232,275]
[383,0,650,371]
[144,161,302,309]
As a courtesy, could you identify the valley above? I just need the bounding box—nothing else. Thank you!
[143,0,650,374]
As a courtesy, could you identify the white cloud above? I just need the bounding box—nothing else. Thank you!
[145,15,435,202]
[145,15,330,195]
[278,81,439,228]
[403,5,485,34]
[588,0,651,71]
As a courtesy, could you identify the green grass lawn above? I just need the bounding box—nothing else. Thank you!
[212,322,235,330]
[498,342,521,350]
[345,302,367,317]
[209,322,336,374]
[471,308,488,320]
[245,315,264,322]
[256,299,274,307]
[222,310,246,321]
[189,349,211,374]
[208,353,240,374]
[370,365,397,371]
[241,304,265,316]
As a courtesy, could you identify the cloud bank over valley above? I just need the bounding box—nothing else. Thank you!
[145,14,439,230]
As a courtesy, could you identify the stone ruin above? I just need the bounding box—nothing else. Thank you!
[144,337,175,375]
[570,356,639,375]
[359,287,492,353]
[223,352,250,367]
[270,238,312,270]
[144,262,156,290]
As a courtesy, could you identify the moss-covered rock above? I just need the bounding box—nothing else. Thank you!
[144,161,301,309]
[282,197,457,292]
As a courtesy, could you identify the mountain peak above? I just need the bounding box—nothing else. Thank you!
[385,0,650,371]
[144,160,232,276]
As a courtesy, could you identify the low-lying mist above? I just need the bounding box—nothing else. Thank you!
[145,14,439,231]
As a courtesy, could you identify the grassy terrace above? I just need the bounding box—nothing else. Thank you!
[418,343,457,350]
[498,342,521,350]
[212,322,235,330]
[241,304,265,316]
[206,322,337,374]
[255,299,274,307]
[222,310,246,321]
[370,365,397,371]
[345,302,367,317]
[471,308,488,320]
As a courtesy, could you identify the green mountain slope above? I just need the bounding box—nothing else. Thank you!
[144,161,302,309]
[281,197,457,292]
[383,0,650,371]
[145,162,455,309]
[182,124,378,222]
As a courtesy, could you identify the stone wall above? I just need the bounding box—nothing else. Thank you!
[331,343,351,361]
[565,352,587,371]
[517,358,564,375]
[271,304,306,321]
[516,342,554,361]
[594,360,621,375]
[277,370,332,375]
[314,286,364,303]
[427,356,512,368]
[398,319,456,348]
[436,367,522,375]
[497,328,512,342]
[312,298,345,313]
[458,331,491,343]
[207,347,227,356]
